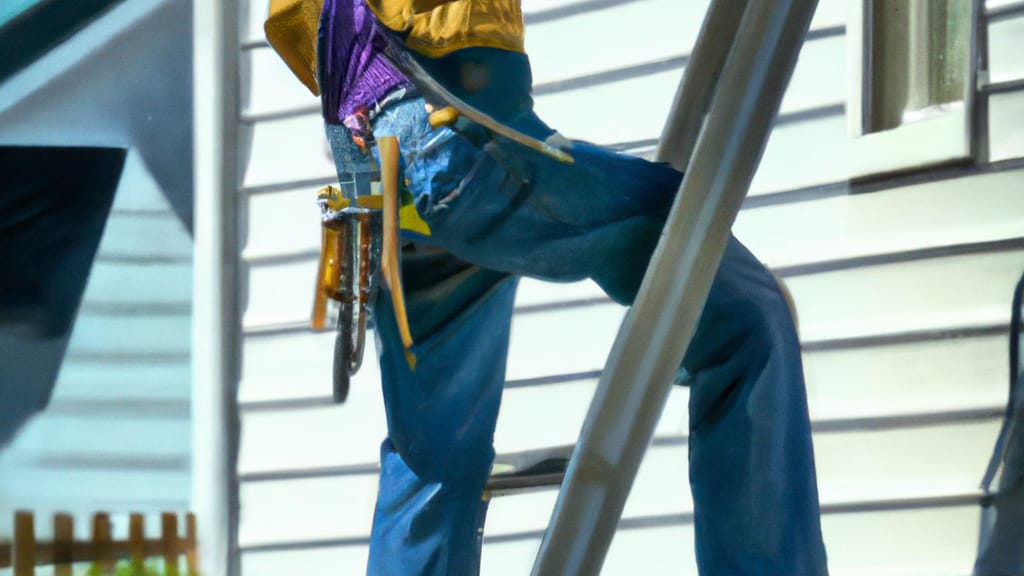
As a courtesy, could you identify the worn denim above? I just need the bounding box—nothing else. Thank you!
[974,272,1024,576]
[329,98,829,575]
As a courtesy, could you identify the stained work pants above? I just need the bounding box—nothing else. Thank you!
[328,99,828,575]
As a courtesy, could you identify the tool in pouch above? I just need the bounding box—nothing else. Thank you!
[312,136,418,403]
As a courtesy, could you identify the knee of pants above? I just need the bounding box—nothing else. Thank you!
[683,260,800,389]
[692,278,794,366]
[375,273,514,491]
[683,275,802,433]
[380,362,499,489]
[378,357,502,490]
[393,428,497,490]
[380,357,501,488]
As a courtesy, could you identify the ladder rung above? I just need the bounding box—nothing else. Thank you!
[486,472,565,497]
[486,456,569,497]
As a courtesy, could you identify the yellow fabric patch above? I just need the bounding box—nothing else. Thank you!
[366,0,525,57]
[399,203,432,236]
[264,0,324,96]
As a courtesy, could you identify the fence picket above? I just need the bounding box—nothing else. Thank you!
[14,511,34,576]
[2,511,198,573]
[54,513,73,576]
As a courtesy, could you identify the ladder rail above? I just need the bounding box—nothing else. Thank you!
[531,0,819,573]
[655,0,750,170]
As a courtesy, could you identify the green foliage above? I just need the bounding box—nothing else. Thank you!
[84,560,197,576]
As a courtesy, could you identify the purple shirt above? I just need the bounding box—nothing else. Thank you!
[318,0,410,125]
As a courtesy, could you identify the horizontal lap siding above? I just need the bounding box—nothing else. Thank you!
[235,0,1024,574]
[238,389,388,474]
[735,169,1024,268]
[240,329,384,404]
[803,333,1007,418]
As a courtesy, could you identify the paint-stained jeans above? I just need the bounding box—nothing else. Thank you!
[326,99,829,575]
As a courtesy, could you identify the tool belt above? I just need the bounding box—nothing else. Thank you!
[312,94,550,404]
[313,136,417,403]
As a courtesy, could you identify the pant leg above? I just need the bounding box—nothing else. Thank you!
[974,369,1024,575]
[974,485,1024,576]
[369,98,827,574]
[682,239,828,575]
[368,247,518,576]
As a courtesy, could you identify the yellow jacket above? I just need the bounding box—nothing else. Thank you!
[365,0,525,57]
[266,0,525,95]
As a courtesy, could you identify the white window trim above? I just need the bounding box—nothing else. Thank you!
[846,0,982,178]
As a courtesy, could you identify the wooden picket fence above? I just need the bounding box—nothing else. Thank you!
[0,511,197,575]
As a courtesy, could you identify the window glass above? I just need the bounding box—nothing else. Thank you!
[867,0,972,132]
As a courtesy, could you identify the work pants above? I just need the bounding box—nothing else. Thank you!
[327,98,829,575]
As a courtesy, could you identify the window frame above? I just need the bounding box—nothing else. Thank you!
[846,0,982,178]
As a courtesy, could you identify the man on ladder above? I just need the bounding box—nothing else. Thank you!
[267,0,829,573]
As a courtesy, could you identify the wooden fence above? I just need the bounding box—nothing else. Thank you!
[0,511,197,575]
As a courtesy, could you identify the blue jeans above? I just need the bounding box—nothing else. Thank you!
[326,99,828,575]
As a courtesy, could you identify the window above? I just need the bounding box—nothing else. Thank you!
[848,0,979,177]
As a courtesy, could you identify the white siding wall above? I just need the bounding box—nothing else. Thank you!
[235,1,1024,574]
